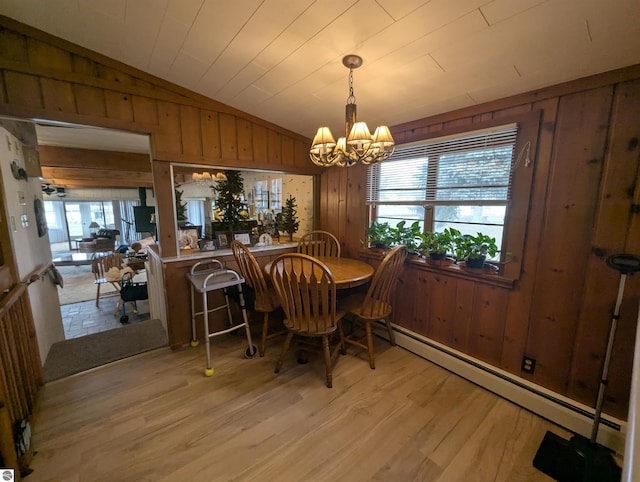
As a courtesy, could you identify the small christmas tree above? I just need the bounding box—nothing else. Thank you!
[276,195,299,241]
[175,187,188,226]
[213,170,246,230]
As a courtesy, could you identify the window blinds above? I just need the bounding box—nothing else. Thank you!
[367,123,518,205]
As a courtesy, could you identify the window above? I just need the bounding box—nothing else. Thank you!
[367,124,518,255]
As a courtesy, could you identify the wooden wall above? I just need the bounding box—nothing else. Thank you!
[326,66,640,420]
[0,16,320,260]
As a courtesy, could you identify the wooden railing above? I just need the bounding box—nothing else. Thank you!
[0,268,45,476]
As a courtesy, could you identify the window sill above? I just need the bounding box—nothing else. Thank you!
[359,248,516,289]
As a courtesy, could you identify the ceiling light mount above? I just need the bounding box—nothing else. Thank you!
[310,55,395,168]
[342,54,363,70]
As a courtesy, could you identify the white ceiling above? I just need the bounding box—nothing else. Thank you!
[2,0,640,143]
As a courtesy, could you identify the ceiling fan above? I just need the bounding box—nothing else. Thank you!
[41,183,65,197]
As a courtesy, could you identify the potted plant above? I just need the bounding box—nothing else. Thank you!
[364,221,393,249]
[390,220,424,256]
[422,227,460,260]
[453,232,499,269]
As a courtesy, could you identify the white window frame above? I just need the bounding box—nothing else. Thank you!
[365,111,541,280]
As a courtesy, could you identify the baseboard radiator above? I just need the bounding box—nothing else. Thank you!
[372,322,626,455]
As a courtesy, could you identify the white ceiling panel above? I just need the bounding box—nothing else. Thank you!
[80,0,126,22]
[480,0,549,25]
[0,0,638,140]
[377,0,432,21]
[168,52,210,90]
[146,17,191,77]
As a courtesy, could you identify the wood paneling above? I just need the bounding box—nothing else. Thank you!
[200,109,221,160]
[104,90,134,122]
[350,74,640,420]
[41,167,152,189]
[427,273,456,346]
[41,77,75,113]
[568,79,640,410]
[179,105,202,157]
[267,129,282,165]
[526,87,613,394]
[38,146,152,188]
[131,95,158,126]
[4,71,42,109]
[150,100,180,159]
[74,84,106,117]
[237,118,252,161]
[38,146,150,171]
[219,113,237,160]
[252,124,267,163]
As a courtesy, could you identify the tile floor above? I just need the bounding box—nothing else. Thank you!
[60,295,151,339]
[52,242,151,340]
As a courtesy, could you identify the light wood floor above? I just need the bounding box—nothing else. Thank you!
[29,334,563,481]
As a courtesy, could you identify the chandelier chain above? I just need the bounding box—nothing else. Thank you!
[347,68,356,105]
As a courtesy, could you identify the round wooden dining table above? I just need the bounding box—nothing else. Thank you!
[264,256,374,289]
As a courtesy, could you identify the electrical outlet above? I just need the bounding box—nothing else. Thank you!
[522,356,536,374]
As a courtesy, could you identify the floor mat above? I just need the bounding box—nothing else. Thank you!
[43,318,167,382]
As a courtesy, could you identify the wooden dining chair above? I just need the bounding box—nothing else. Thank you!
[91,251,124,308]
[269,253,346,388]
[297,230,341,258]
[340,244,407,369]
[230,240,284,357]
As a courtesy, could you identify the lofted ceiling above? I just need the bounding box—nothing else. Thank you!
[2,1,640,190]
[1,0,639,143]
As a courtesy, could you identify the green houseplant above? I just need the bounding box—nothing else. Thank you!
[422,227,460,260]
[390,220,425,256]
[453,232,499,268]
[364,221,393,249]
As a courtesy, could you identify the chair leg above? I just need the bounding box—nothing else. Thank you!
[384,318,396,346]
[365,321,375,369]
[274,331,294,374]
[260,311,269,357]
[95,284,101,307]
[322,335,333,388]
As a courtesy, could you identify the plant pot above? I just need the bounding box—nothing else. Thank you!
[370,242,388,249]
[428,252,448,260]
[465,256,486,269]
[427,256,454,267]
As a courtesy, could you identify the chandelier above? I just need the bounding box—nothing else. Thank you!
[309,55,395,168]
[191,171,227,184]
